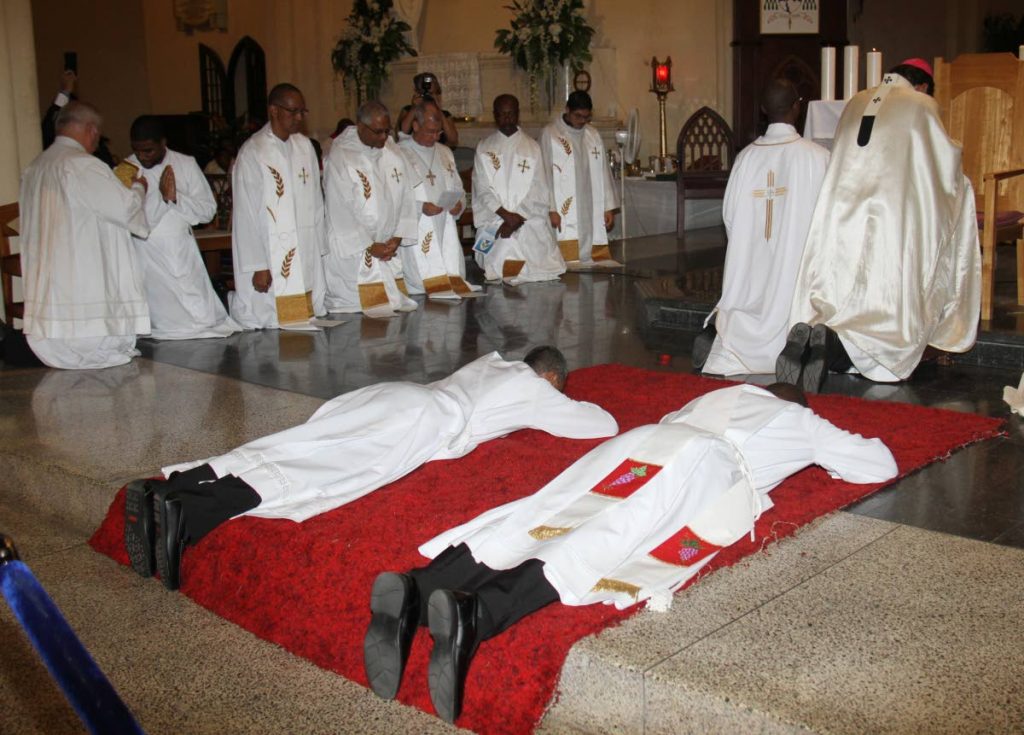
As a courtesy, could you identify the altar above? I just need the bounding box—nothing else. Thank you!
[608,178,723,240]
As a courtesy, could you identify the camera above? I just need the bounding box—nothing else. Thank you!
[416,74,435,96]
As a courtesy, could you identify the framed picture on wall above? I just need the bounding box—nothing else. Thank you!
[760,0,819,35]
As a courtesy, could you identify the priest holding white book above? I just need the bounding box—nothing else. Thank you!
[398,100,481,300]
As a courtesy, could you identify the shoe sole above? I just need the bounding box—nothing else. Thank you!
[363,573,412,700]
[775,323,811,385]
[153,490,179,591]
[691,329,715,370]
[124,480,154,577]
[427,591,460,723]
[801,325,828,394]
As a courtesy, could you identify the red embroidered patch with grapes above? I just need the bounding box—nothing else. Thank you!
[591,459,663,499]
[648,526,722,567]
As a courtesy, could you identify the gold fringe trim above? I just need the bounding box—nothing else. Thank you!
[591,578,641,600]
[559,240,580,261]
[275,291,312,323]
[528,525,572,540]
[502,260,525,278]
[449,276,473,295]
[358,282,389,310]
[592,244,612,261]
[423,275,454,294]
[395,278,409,296]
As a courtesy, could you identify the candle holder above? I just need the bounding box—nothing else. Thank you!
[650,56,676,173]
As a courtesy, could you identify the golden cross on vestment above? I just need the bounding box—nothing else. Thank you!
[751,170,787,241]
[391,167,403,183]
[591,146,601,160]
[299,167,310,184]
[518,159,531,174]
[425,170,437,186]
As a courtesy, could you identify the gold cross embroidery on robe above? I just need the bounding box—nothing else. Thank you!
[299,167,310,184]
[518,159,531,174]
[425,170,437,186]
[752,170,787,241]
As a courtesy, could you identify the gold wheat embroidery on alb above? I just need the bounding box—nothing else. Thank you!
[266,206,276,223]
[560,196,573,216]
[558,137,572,156]
[356,170,372,200]
[421,231,433,255]
[267,166,284,197]
[486,152,501,171]
[363,249,373,268]
[280,247,296,278]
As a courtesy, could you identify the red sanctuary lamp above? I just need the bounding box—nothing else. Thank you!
[650,56,674,170]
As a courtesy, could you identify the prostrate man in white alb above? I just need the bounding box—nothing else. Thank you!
[539,90,619,266]
[473,94,566,285]
[398,100,481,300]
[779,59,981,391]
[324,101,419,317]
[126,116,240,340]
[123,346,615,591]
[693,79,829,377]
[20,101,151,369]
[363,382,897,723]
[230,82,327,329]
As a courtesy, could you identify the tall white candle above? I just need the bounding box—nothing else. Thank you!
[866,49,882,88]
[1019,44,1023,60]
[821,47,836,100]
[843,45,859,99]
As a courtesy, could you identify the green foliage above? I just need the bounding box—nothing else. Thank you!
[330,0,417,105]
[494,0,595,76]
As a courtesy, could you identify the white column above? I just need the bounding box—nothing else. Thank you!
[0,0,42,204]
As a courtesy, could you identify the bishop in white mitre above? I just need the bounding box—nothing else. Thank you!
[230,84,327,329]
[399,101,481,300]
[539,91,619,265]
[124,347,618,590]
[20,102,151,369]
[126,116,240,340]
[698,79,829,376]
[324,101,419,318]
[473,95,566,285]
[785,61,980,384]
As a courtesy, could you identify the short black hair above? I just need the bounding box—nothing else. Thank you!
[129,115,165,143]
[888,64,934,96]
[762,78,799,122]
[524,345,568,389]
[566,90,593,111]
[269,82,302,106]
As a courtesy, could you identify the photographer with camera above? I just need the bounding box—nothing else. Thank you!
[396,71,459,147]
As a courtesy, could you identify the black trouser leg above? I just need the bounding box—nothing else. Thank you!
[409,544,560,640]
[164,464,262,546]
[824,327,853,373]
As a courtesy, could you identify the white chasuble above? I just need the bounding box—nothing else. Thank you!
[540,116,619,264]
[703,124,829,376]
[324,129,418,318]
[230,124,327,329]
[163,352,618,522]
[422,384,897,610]
[472,128,566,285]
[398,138,481,300]
[127,149,240,340]
[20,136,150,369]
[789,74,981,381]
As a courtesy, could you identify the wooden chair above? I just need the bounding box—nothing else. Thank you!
[934,52,1024,321]
[676,106,735,236]
[0,202,22,327]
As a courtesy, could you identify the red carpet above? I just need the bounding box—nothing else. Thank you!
[90,367,1003,733]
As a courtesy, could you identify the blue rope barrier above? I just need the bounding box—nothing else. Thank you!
[0,558,145,735]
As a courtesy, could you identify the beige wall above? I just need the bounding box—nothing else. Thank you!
[32,0,151,158]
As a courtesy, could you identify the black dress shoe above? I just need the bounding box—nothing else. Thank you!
[152,486,185,591]
[801,324,828,394]
[427,589,480,723]
[363,572,420,700]
[124,479,158,577]
[691,313,717,370]
[775,322,811,386]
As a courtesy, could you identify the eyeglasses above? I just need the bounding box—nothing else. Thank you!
[360,122,392,136]
[275,104,309,116]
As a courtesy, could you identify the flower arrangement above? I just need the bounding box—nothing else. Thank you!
[494,0,595,111]
[331,0,417,105]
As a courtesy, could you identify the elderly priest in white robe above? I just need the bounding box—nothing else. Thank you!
[230,83,327,329]
[127,116,240,340]
[473,95,566,285]
[778,59,981,391]
[123,346,616,591]
[324,101,419,317]
[399,100,481,300]
[363,382,897,722]
[694,79,829,376]
[540,91,619,266]
[20,101,150,369]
